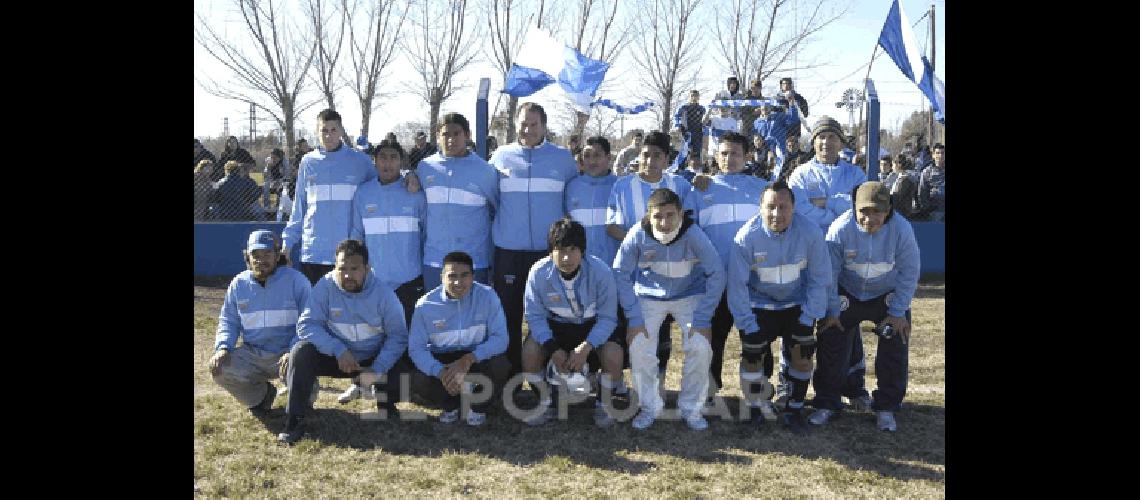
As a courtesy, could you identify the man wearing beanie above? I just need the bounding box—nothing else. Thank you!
[778,115,867,409]
[808,181,920,432]
[208,230,311,418]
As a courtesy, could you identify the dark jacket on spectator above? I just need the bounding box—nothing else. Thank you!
[194,148,217,171]
[407,143,438,170]
[214,147,256,182]
[209,172,261,221]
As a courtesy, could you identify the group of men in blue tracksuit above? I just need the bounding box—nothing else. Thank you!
[206,107,922,444]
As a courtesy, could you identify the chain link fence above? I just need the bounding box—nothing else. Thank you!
[194,137,299,222]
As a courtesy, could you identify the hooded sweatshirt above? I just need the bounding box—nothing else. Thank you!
[565,171,619,265]
[524,254,618,350]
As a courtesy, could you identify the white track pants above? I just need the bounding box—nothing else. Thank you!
[630,295,710,415]
[210,344,283,407]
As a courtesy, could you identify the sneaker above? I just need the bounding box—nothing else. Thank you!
[877,411,897,432]
[524,404,554,426]
[250,382,277,415]
[683,411,708,431]
[337,383,362,404]
[808,408,835,426]
[780,411,810,436]
[276,415,306,445]
[847,394,873,412]
[593,403,615,428]
[466,410,487,427]
[631,408,659,430]
[439,409,459,424]
[757,400,778,421]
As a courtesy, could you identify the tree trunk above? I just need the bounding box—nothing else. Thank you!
[429,99,441,145]
[659,96,672,132]
[505,94,519,143]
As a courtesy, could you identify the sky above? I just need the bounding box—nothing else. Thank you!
[194,0,944,144]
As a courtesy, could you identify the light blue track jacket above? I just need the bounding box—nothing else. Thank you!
[825,210,921,318]
[689,173,768,268]
[418,152,500,269]
[785,158,867,232]
[297,270,409,374]
[490,141,579,251]
[613,218,726,329]
[727,213,831,333]
[605,173,695,231]
[408,283,509,378]
[524,254,618,349]
[216,267,311,355]
[283,145,377,265]
[350,174,427,287]
[565,171,619,265]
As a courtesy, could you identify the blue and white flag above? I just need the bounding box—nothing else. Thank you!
[708,98,780,108]
[502,26,610,113]
[878,0,945,123]
[592,99,655,115]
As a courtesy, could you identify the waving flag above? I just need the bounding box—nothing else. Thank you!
[502,26,610,113]
[878,0,944,123]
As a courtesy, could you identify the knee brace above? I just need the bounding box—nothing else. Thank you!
[790,325,817,360]
[740,332,772,365]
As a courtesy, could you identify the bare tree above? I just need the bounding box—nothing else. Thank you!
[566,0,631,137]
[630,0,705,131]
[343,0,411,140]
[402,0,482,141]
[485,0,552,143]
[195,0,320,160]
[713,0,846,89]
[305,0,348,111]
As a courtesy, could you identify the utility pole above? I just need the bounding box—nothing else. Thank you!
[248,102,257,147]
[223,117,229,138]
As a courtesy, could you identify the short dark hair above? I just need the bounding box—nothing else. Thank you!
[547,216,587,252]
[440,112,471,135]
[297,139,308,145]
[633,131,644,138]
[644,131,671,153]
[585,136,611,155]
[932,143,945,152]
[317,109,342,123]
[689,90,700,95]
[518,102,548,125]
[336,239,369,265]
[763,180,796,204]
[780,77,793,85]
[372,139,406,159]
[271,148,284,158]
[646,187,682,211]
[720,131,751,154]
[442,251,474,270]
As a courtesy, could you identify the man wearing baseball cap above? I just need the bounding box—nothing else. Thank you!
[808,181,920,432]
[208,230,312,417]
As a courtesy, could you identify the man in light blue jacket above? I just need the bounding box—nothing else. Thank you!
[208,230,310,416]
[489,102,580,378]
[408,252,511,427]
[613,188,726,432]
[808,181,920,432]
[277,240,412,445]
[727,181,831,436]
[520,217,623,428]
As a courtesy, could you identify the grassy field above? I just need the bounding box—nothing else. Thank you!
[194,278,945,498]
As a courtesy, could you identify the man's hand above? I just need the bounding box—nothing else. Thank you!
[626,325,649,346]
[208,349,230,376]
[883,315,911,344]
[278,352,290,380]
[551,349,570,372]
[440,354,475,396]
[818,316,843,333]
[404,171,421,193]
[693,173,712,191]
[566,343,592,372]
[337,350,361,374]
[357,369,380,388]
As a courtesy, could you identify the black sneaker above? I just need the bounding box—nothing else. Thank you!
[277,415,306,445]
[749,409,766,429]
[250,382,277,415]
[780,411,810,436]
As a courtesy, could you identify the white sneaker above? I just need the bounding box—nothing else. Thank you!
[876,411,897,432]
[632,408,660,430]
[439,409,459,424]
[337,383,362,404]
[683,411,709,431]
[593,403,615,428]
[808,408,835,426]
[466,410,487,427]
[848,394,873,412]
[757,400,778,421]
